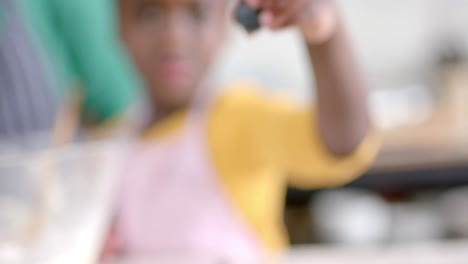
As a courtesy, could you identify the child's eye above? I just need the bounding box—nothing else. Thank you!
[138,5,161,23]
[189,5,207,22]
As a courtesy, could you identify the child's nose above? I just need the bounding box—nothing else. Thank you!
[159,13,193,51]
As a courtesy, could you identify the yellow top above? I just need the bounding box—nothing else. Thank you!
[143,82,380,250]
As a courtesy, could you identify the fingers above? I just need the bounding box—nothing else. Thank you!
[243,0,261,9]
[243,0,291,12]
[263,0,278,10]
[265,0,309,29]
[242,0,310,29]
[241,0,329,31]
[258,10,275,28]
[299,2,338,44]
[243,0,292,9]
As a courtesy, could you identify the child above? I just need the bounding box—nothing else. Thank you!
[112,0,379,261]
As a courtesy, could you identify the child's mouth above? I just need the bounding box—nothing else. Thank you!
[156,57,192,84]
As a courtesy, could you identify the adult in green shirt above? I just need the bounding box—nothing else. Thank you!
[21,0,141,126]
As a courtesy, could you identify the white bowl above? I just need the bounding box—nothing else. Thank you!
[0,141,127,264]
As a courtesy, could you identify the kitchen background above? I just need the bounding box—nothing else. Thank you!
[214,0,468,246]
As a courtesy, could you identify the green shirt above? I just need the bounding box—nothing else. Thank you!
[21,0,141,122]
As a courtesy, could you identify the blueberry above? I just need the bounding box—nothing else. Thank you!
[235,1,261,33]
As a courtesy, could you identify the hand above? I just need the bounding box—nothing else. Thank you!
[243,0,339,45]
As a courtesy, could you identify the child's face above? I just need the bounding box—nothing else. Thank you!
[119,0,227,113]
